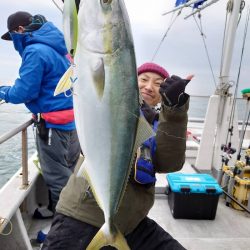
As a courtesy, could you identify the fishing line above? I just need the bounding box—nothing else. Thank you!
[151,11,181,62]
[238,0,246,25]
[192,13,217,88]
[52,0,63,13]
[220,0,245,76]
[225,4,250,146]
[106,104,188,141]
[156,128,187,141]
[128,108,187,141]
[237,100,250,160]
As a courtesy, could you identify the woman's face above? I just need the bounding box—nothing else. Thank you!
[138,72,164,106]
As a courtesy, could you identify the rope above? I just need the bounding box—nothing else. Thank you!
[192,13,217,88]
[151,11,181,61]
[0,217,13,236]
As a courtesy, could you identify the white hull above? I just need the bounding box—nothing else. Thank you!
[0,153,50,250]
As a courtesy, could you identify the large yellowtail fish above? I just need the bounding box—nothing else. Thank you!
[57,0,154,249]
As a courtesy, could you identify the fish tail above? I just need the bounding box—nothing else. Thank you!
[86,223,130,250]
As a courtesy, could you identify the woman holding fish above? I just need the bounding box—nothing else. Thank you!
[43,62,190,250]
[43,0,190,249]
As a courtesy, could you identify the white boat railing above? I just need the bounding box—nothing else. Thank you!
[0,119,42,250]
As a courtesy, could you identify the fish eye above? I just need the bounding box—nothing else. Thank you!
[102,0,112,4]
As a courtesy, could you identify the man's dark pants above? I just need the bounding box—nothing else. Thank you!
[42,213,186,250]
[36,128,81,211]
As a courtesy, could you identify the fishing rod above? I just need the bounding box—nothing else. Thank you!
[162,0,220,17]
[222,187,250,214]
[222,91,250,211]
[223,2,248,145]
[184,0,220,19]
[162,0,205,16]
[217,5,249,184]
[152,1,209,61]
[236,90,250,162]
[218,90,250,182]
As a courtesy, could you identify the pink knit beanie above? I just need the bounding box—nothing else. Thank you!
[137,62,169,79]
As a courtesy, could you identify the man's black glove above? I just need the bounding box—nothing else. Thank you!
[159,75,191,107]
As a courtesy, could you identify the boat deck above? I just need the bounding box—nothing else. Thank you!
[151,163,250,250]
[150,195,250,250]
[27,162,250,250]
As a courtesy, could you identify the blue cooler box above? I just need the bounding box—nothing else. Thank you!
[166,173,223,220]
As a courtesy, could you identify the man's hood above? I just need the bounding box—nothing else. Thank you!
[11,22,68,56]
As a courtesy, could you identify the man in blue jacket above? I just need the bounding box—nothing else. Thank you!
[0,11,81,214]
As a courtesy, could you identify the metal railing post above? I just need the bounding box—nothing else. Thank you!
[21,128,29,187]
[0,119,33,188]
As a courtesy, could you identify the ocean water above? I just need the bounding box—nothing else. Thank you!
[0,96,247,188]
[0,103,36,188]
[188,96,246,120]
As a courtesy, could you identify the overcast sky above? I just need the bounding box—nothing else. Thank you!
[0,0,249,96]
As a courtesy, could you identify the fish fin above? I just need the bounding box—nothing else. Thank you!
[54,65,74,96]
[134,114,156,150]
[63,0,78,57]
[76,160,87,178]
[86,223,130,250]
[116,113,155,210]
[90,58,105,99]
[74,154,85,173]
[76,160,104,209]
[139,93,144,106]
[129,114,155,175]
